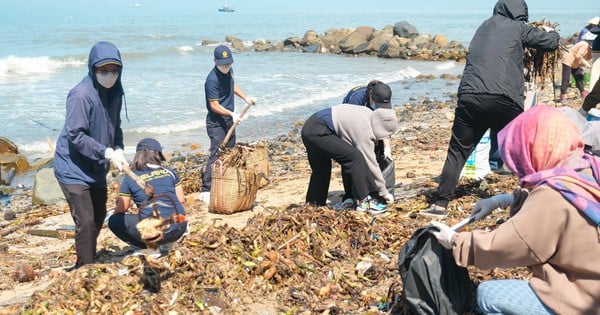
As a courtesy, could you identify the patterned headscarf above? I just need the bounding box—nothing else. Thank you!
[498,105,600,226]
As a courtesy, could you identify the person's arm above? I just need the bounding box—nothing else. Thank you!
[522,24,559,52]
[452,186,564,270]
[175,184,185,206]
[356,137,388,197]
[382,138,392,159]
[64,90,107,160]
[115,195,132,214]
[234,83,255,105]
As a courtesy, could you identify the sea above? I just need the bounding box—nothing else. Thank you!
[0,0,595,166]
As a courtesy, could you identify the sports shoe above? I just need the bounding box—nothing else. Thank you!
[159,242,175,255]
[356,196,388,215]
[419,204,447,219]
[198,191,210,204]
[581,90,589,99]
[332,198,356,210]
[133,248,162,259]
[559,94,566,102]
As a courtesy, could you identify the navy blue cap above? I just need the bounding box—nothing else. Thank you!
[214,45,233,65]
[136,138,165,160]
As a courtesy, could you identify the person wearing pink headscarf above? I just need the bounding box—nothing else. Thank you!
[430,106,600,314]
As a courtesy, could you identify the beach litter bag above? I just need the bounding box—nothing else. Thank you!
[460,129,491,179]
[392,226,474,314]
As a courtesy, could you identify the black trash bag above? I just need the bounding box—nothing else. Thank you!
[375,141,396,194]
[393,226,475,315]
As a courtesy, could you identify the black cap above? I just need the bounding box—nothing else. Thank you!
[371,82,392,109]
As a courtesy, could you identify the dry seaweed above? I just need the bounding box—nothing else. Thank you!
[524,20,561,99]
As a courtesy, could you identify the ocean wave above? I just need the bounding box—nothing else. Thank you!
[435,61,458,71]
[127,119,205,134]
[176,46,195,54]
[0,55,85,83]
[17,141,54,156]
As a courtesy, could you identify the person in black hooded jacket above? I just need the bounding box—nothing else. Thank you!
[422,0,559,217]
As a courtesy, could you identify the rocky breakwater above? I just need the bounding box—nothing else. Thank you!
[203,21,468,62]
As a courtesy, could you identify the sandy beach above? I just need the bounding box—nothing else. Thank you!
[0,75,587,314]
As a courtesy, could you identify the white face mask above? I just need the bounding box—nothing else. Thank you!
[216,64,232,73]
[96,71,119,88]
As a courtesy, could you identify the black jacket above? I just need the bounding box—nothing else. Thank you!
[458,0,559,108]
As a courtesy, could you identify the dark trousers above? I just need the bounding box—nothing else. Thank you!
[301,115,375,206]
[341,140,384,200]
[436,94,522,207]
[108,213,187,249]
[583,78,600,112]
[59,183,107,267]
[561,64,585,94]
[201,116,235,192]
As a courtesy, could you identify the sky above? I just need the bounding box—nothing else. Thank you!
[227,0,598,11]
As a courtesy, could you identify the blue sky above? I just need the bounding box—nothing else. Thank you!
[229,0,598,12]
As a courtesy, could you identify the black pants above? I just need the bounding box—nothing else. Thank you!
[301,115,376,206]
[341,140,385,200]
[583,78,600,112]
[436,94,522,207]
[201,115,235,192]
[108,213,187,249]
[561,64,585,94]
[59,183,107,267]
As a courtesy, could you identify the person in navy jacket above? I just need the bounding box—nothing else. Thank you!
[198,45,255,204]
[54,41,129,269]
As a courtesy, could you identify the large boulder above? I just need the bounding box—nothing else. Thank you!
[339,30,369,54]
[301,30,320,46]
[32,163,65,206]
[393,21,418,38]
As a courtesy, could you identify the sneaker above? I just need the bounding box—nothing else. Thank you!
[419,204,447,219]
[332,198,356,210]
[581,90,589,99]
[133,248,162,259]
[198,191,210,204]
[559,94,567,102]
[356,196,388,215]
[159,242,175,255]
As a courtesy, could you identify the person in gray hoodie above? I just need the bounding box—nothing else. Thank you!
[54,41,129,269]
[423,0,559,218]
[301,106,398,214]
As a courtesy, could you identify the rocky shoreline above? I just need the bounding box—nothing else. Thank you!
[202,21,469,62]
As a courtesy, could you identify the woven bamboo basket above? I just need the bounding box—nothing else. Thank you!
[209,161,261,214]
[245,144,270,188]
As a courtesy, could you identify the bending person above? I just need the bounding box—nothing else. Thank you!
[301,106,398,214]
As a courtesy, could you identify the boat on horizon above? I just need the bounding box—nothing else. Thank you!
[218,5,234,12]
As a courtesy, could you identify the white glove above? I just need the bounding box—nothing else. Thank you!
[245,97,256,105]
[383,193,394,204]
[430,221,456,249]
[230,112,243,124]
[471,193,513,220]
[541,26,555,33]
[578,107,589,118]
[383,146,392,160]
[104,148,128,171]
